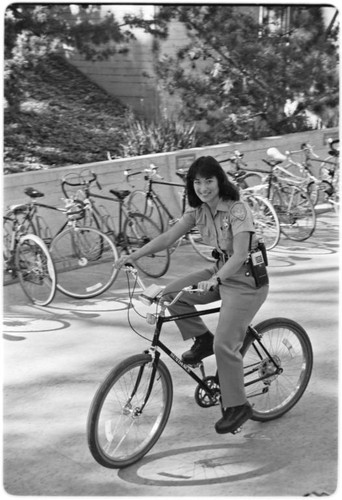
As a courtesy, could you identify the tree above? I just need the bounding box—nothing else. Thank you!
[135,5,339,142]
[4,3,135,110]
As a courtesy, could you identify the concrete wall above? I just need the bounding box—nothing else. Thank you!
[3,128,339,237]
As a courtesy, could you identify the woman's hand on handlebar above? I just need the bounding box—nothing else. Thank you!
[114,254,135,270]
[197,277,219,293]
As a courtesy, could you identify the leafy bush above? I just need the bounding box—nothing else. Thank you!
[119,112,198,157]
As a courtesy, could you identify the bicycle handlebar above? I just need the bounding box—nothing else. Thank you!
[61,171,102,197]
[124,264,201,307]
[124,163,163,183]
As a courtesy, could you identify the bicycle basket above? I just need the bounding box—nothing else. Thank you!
[65,199,85,221]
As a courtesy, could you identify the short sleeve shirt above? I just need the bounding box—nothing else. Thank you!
[177,199,255,255]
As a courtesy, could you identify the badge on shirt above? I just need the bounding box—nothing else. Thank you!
[222,215,229,229]
[231,203,247,221]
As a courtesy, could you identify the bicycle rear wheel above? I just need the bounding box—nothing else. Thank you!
[272,185,316,241]
[15,234,56,306]
[123,213,170,278]
[244,194,280,250]
[87,354,173,468]
[241,318,313,421]
[50,226,119,298]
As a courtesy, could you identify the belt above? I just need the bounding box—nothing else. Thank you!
[211,249,229,262]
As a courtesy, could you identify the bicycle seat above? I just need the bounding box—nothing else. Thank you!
[109,189,131,200]
[24,187,44,198]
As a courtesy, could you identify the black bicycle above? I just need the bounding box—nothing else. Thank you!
[87,266,313,469]
[61,170,171,279]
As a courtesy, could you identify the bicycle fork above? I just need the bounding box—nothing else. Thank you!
[123,349,162,417]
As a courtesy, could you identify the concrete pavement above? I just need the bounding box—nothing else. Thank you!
[2,211,339,497]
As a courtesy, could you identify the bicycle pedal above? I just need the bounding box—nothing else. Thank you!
[231,427,242,435]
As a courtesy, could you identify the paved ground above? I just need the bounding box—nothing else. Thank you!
[2,210,339,497]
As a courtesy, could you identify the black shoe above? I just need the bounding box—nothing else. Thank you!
[181,331,214,364]
[215,402,253,434]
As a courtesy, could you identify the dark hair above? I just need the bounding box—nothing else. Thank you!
[186,156,240,207]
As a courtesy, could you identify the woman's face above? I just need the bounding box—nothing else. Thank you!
[193,175,220,205]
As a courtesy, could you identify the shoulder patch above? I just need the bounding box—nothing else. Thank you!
[231,202,247,221]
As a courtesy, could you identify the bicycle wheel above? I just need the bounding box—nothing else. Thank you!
[272,185,316,241]
[127,190,164,230]
[244,194,280,250]
[123,213,170,278]
[307,180,333,206]
[15,234,56,306]
[239,172,264,190]
[87,353,173,468]
[241,318,313,422]
[49,226,119,298]
[188,228,215,261]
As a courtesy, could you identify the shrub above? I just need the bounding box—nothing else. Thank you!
[119,113,198,157]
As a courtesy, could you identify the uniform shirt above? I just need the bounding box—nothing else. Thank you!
[177,199,256,255]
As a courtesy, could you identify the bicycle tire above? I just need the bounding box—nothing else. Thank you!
[239,171,264,190]
[127,190,164,231]
[307,180,333,206]
[87,353,173,469]
[244,194,280,250]
[272,185,316,241]
[49,225,119,298]
[123,213,170,278]
[241,317,313,422]
[188,228,215,261]
[15,233,57,306]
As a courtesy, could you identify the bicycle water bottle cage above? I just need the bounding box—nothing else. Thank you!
[109,189,131,201]
[66,200,85,220]
[24,187,44,198]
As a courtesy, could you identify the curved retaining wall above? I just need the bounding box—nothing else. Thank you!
[3,127,338,236]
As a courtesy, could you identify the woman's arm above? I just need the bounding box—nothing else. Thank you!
[114,219,190,268]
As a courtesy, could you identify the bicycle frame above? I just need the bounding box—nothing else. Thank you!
[146,178,187,221]
[127,270,282,409]
[125,166,188,220]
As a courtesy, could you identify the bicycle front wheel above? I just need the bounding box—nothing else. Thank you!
[242,318,313,422]
[87,354,173,469]
[244,194,280,250]
[50,226,119,298]
[123,213,170,278]
[272,185,316,241]
[15,234,56,306]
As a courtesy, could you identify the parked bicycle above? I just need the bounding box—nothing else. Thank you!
[4,199,56,306]
[292,140,338,210]
[220,151,280,250]
[239,155,317,241]
[87,265,313,469]
[125,164,215,261]
[3,188,119,300]
[265,141,339,210]
[61,169,171,279]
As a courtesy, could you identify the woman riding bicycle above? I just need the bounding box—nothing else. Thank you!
[115,156,269,434]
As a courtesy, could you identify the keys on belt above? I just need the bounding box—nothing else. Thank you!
[212,249,229,262]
